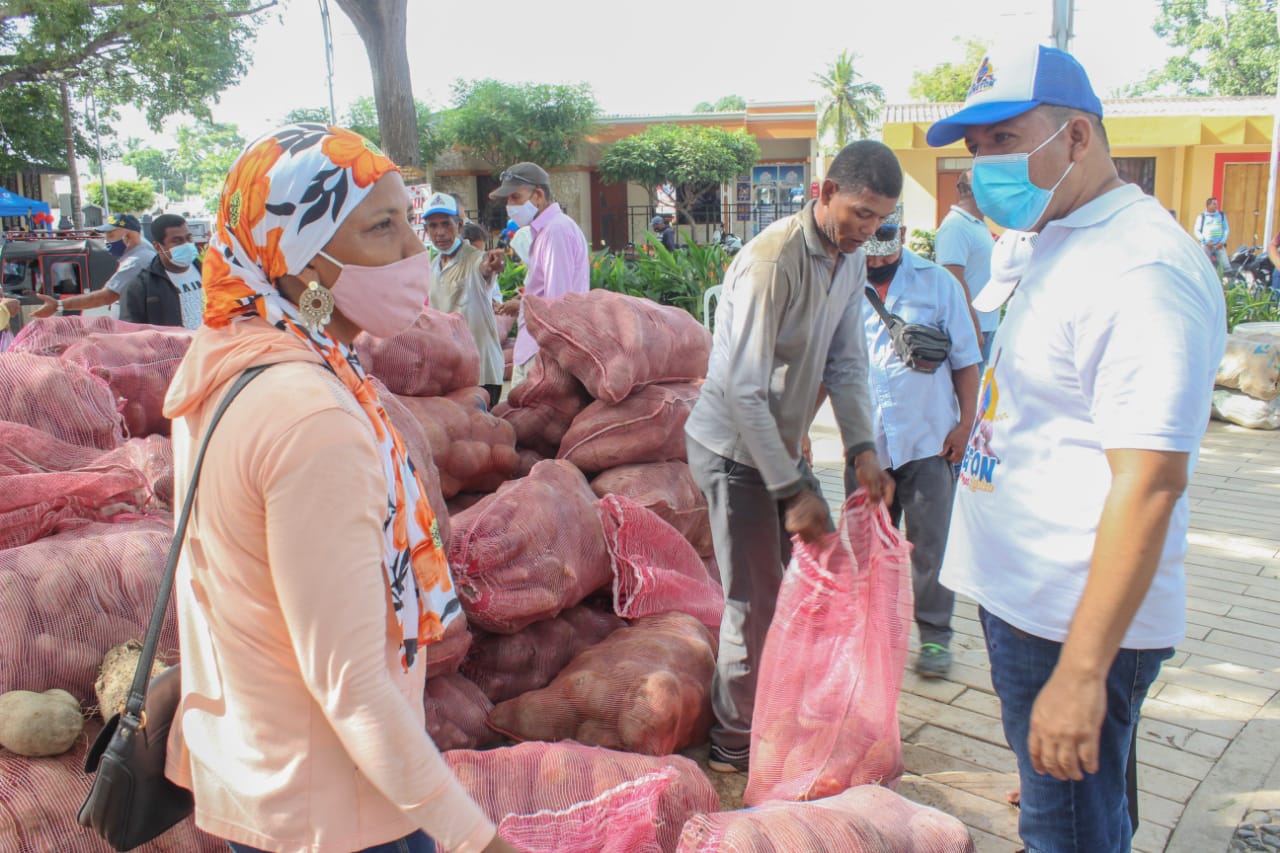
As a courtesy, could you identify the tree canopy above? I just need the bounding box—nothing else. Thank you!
[444,79,599,171]
[693,95,747,112]
[86,179,154,213]
[814,50,885,148]
[1127,0,1278,96]
[0,83,94,174]
[909,39,989,103]
[599,124,759,232]
[120,122,245,210]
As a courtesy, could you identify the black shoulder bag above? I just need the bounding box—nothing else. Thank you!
[78,364,273,851]
[864,286,952,374]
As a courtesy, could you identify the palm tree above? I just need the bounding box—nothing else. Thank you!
[814,50,886,148]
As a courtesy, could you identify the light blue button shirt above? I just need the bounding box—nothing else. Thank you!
[863,249,982,470]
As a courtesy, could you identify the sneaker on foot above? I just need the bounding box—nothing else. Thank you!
[915,642,952,678]
[707,744,748,773]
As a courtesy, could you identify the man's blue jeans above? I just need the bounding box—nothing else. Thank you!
[229,831,435,853]
[979,608,1172,853]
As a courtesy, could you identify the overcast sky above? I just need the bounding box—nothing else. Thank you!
[110,0,1175,152]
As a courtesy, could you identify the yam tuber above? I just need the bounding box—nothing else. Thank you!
[0,689,84,757]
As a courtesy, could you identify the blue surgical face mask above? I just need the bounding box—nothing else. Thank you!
[166,242,199,267]
[971,121,1074,232]
[442,236,463,256]
[106,238,127,258]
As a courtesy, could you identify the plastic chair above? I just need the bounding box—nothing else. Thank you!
[702,285,722,331]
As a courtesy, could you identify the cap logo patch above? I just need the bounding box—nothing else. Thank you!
[969,57,996,98]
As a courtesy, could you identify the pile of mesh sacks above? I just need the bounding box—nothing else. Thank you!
[1212,325,1280,429]
[0,296,975,853]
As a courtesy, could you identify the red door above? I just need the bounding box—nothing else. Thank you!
[590,171,631,251]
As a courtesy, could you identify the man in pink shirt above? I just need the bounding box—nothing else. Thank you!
[490,162,590,385]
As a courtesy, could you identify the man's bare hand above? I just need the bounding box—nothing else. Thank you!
[30,294,58,319]
[852,450,894,506]
[496,294,522,317]
[801,433,813,465]
[481,249,506,277]
[1027,665,1107,781]
[940,422,969,463]
[783,489,830,544]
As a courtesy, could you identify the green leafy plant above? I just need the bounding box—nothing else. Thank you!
[496,258,526,300]
[908,228,936,261]
[1224,283,1280,329]
[588,238,733,321]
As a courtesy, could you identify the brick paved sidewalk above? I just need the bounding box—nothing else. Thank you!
[807,412,1280,853]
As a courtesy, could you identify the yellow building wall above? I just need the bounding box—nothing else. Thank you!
[894,149,941,237]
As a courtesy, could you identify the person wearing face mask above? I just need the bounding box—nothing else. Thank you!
[856,202,981,680]
[927,45,1226,853]
[683,140,897,775]
[161,124,518,853]
[118,213,205,328]
[424,192,506,408]
[934,170,996,364]
[487,162,589,386]
[31,212,156,319]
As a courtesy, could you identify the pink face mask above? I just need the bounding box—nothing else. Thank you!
[317,249,429,339]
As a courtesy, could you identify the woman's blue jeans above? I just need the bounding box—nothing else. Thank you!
[980,607,1172,853]
[228,830,435,853]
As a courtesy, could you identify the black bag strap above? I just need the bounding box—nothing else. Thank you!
[864,285,899,328]
[121,363,274,721]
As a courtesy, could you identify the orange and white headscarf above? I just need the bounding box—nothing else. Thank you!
[202,123,457,670]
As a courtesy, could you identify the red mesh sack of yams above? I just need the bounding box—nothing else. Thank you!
[0,518,176,704]
[0,467,152,551]
[448,460,612,633]
[0,353,125,449]
[462,604,625,703]
[494,350,592,457]
[10,314,181,356]
[372,380,452,543]
[355,309,481,396]
[59,328,193,437]
[444,740,720,853]
[676,785,975,853]
[744,492,913,806]
[394,394,519,498]
[558,382,700,474]
[0,720,226,852]
[424,672,502,751]
[598,495,724,630]
[424,613,473,680]
[524,290,711,404]
[487,612,715,756]
[591,461,712,557]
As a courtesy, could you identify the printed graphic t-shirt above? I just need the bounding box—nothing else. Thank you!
[940,185,1226,650]
[164,264,205,330]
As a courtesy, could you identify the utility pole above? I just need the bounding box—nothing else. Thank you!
[319,0,338,125]
[1265,7,1279,248]
[87,91,109,217]
[1051,0,1075,52]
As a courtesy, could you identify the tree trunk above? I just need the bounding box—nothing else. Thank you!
[59,81,83,228]
[334,0,420,169]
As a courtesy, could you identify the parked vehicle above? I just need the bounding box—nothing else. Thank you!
[712,229,743,256]
[1,231,117,333]
[1226,243,1276,297]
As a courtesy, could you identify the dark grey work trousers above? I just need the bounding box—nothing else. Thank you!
[845,453,956,647]
[686,437,827,760]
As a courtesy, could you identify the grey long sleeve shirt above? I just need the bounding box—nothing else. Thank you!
[685,201,876,498]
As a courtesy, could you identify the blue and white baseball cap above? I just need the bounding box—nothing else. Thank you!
[926,44,1103,148]
[423,192,459,218]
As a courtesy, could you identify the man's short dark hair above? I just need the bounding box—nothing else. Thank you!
[1041,105,1109,152]
[1206,196,1218,205]
[150,213,187,244]
[461,222,487,243]
[826,140,903,199]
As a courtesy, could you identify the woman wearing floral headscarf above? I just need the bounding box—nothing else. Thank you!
[162,125,516,853]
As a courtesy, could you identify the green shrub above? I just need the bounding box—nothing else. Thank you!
[908,228,935,261]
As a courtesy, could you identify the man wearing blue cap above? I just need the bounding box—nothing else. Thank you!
[31,213,156,318]
[929,44,1226,852]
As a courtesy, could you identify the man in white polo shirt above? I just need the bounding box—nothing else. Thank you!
[935,171,998,365]
[929,45,1225,852]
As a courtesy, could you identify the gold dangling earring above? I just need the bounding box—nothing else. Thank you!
[297,280,335,334]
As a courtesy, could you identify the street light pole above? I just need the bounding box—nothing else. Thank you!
[319,0,338,125]
[1264,8,1279,249]
[1051,0,1075,52]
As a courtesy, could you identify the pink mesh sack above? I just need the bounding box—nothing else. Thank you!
[59,329,193,437]
[448,460,612,633]
[513,448,545,479]
[676,785,975,852]
[0,720,225,852]
[744,493,913,806]
[0,353,125,449]
[496,767,675,853]
[598,495,723,629]
[355,309,481,396]
[558,383,700,473]
[462,604,625,703]
[0,519,176,704]
[10,315,178,356]
[424,673,502,751]
[487,612,715,755]
[445,385,492,411]
[444,740,720,853]
[0,469,152,551]
[394,394,519,498]
[591,461,713,557]
[524,291,711,404]
[424,613,473,680]
[370,379,451,543]
[494,350,592,457]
